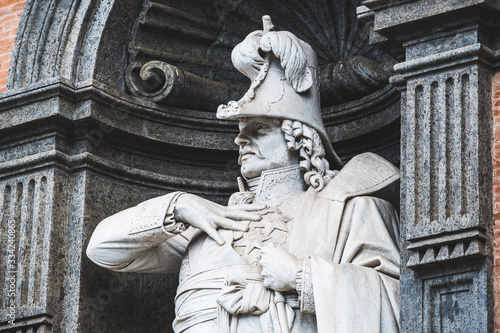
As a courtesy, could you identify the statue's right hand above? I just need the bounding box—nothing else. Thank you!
[173,193,265,246]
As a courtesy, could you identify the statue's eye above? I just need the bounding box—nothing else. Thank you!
[255,124,266,131]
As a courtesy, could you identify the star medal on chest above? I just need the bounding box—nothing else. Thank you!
[232,205,291,266]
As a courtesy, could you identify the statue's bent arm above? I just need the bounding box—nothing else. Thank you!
[87,192,191,274]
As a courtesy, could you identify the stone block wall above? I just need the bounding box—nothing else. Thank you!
[493,71,500,332]
[0,0,25,92]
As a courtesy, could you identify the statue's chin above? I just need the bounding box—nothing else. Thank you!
[240,162,265,180]
[240,169,262,180]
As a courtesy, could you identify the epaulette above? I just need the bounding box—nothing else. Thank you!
[318,153,400,202]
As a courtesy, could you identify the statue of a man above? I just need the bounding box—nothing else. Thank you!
[87,16,400,333]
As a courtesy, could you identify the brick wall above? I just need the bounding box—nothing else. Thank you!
[494,72,500,332]
[0,0,25,92]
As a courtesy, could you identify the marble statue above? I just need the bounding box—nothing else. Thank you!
[87,16,401,333]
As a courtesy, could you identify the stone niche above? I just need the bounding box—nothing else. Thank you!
[0,0,400,332]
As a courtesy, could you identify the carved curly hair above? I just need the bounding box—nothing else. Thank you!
[281,119,337,191]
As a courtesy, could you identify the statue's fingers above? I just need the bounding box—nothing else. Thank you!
[203,226,226,246]
[215,217,249,232]
[263,277,274,289]
[229,203,267,211]
[224,210,262,221]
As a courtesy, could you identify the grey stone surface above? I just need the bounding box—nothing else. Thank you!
[361,1,500,332]
[0,0,401,332]
[126,0,396,109]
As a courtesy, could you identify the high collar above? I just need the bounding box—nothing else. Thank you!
[239,165,307,203]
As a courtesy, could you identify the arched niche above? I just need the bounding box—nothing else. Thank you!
[0,0,400,331]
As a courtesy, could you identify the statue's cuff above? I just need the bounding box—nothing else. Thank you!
[163,192,189,234]
[296,256,315,314]
[128,191,185,237]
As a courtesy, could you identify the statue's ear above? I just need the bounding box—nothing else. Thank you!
[259,31,313,93]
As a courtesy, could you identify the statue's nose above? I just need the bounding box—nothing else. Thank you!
[234,132,250,146]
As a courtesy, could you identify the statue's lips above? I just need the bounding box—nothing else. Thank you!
[240,152,255,160]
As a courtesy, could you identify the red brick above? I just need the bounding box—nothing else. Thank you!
[1,19,20,32]
[0,78,6,92]
[0,53,11,64]
[0,8,11,18]
[0,12,19,22]
[0,36,16,46]
[0,33,16,44]
[0,30,11,39]
[0,0,23,92]
[494,250,500,260]
[0,43,13,55]
[0,0,24,6]
[10,1,24,12]
[496,280,500,293]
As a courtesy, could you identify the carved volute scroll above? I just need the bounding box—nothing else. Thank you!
[126,60,248,110]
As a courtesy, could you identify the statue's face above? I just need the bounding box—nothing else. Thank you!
[235,117,298,179]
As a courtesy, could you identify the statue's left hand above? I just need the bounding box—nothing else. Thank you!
[260,243,300,292]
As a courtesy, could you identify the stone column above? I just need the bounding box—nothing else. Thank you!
[359,1,500,331]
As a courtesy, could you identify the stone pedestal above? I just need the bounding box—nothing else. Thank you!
[360,1,500,331]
